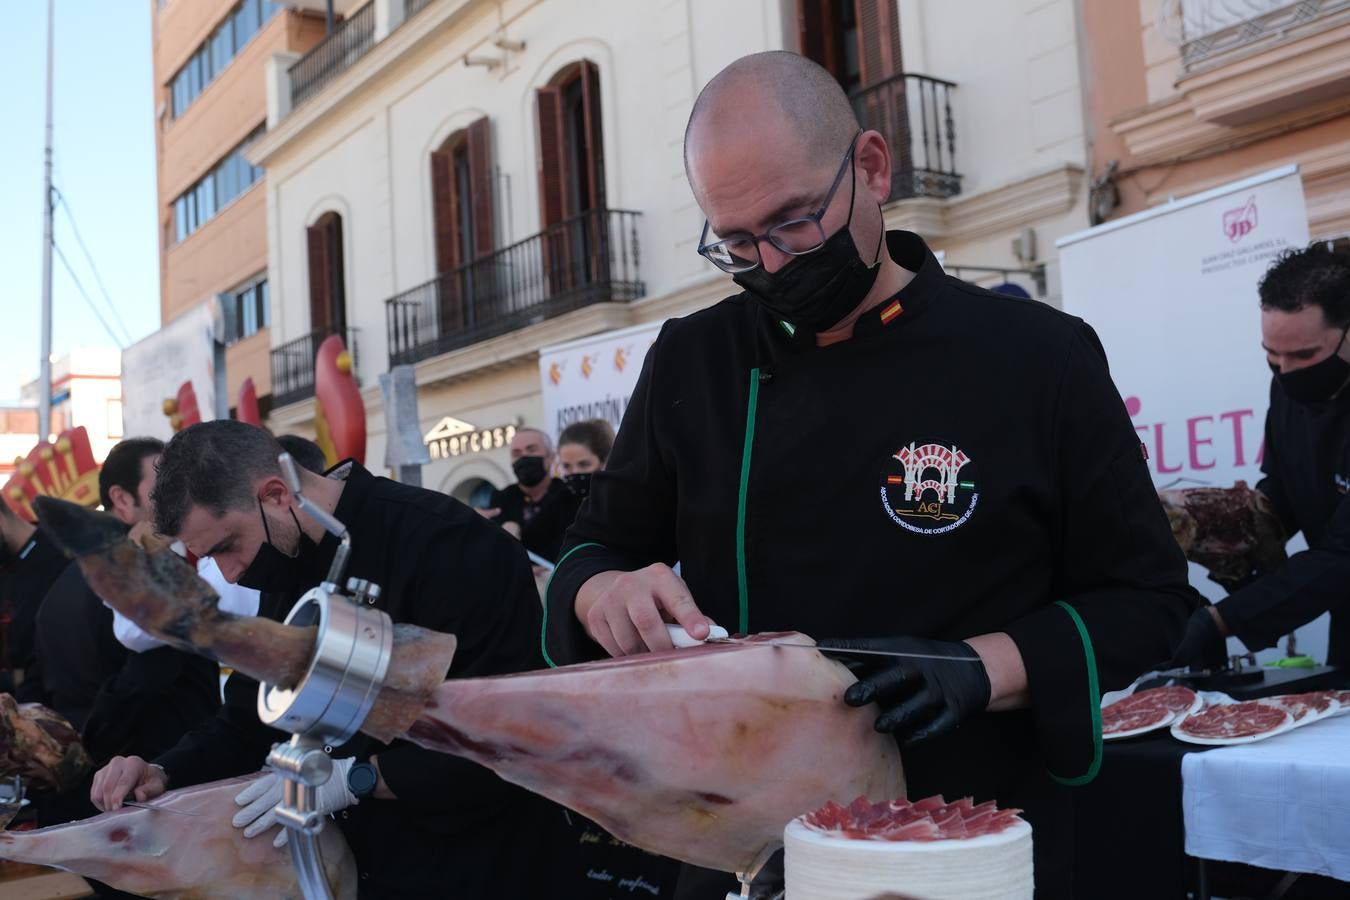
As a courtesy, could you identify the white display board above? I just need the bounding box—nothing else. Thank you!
[538,320,665,442]
[121,302,221,440]
[1058,165,1323,659]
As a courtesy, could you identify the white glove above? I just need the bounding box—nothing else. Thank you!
[232,758,359,848]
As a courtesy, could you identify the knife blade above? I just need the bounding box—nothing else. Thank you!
[703,636,984,663]
[121,800,201,817]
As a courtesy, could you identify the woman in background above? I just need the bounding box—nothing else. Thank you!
[557,419,615,499]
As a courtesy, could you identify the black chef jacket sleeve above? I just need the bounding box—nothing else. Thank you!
[371,516,554,814]
[83,646,219,764]
[153,669,284,786]
[1214,491,1350,654]
[543,332,679,666]
[1002,323,1200,784]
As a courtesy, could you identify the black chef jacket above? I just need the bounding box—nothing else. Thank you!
[1217,378,1350,665]
[545,232,1199,899]
[489,479,580,563]
[154,461,576,899]
[1,530,68,699]
[31,561,220,760]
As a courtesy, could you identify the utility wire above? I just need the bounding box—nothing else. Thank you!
[52,241,127,349]
[52,187,136,346]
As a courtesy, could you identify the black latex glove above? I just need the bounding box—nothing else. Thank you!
[1168,605,1228,671]
[817,636,991,747]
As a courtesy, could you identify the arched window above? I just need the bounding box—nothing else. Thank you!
[430,117,494,332]
[306,211,346,334]
[536,60,606,294]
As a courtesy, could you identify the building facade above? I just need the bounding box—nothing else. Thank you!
[1080,0,1350,239]
[151,0,327,416]
[1,349,126,480]
[252,0,1094,498]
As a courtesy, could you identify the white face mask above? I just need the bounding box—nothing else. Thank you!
[108,554,262,653]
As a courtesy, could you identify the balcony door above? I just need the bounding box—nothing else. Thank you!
[431,116,494,335]
[306,211,346,335]
[799,0,911,194]
[536,60,607,298]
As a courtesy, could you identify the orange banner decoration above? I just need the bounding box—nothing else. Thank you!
[236,377,262,426]
[313,334,365,467]
[3,427,101,521]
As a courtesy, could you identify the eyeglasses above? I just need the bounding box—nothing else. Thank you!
[697,130,862,274]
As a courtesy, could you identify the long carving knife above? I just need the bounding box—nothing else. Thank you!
[666,625,982,663]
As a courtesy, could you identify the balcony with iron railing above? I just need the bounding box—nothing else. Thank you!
[1161,0,1350,69]
[850,73,961,202]
[288,1,376,110]
[386,208,644,367]
[270,324,360,408]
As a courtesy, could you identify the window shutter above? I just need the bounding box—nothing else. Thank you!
[466,116,495,258]
[855,0,902,87]
[798,0,830,74]
[535,86,567,227]
[430,147,460,276]
[307,221,331,333]
[579,61,606,210]
[326,214,347,332]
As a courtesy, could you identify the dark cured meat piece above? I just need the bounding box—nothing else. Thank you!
[0,694,91,792]
[1157,481,1287,591]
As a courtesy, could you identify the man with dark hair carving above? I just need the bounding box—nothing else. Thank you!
[87,420,574,898]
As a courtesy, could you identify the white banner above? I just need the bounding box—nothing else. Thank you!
[1058,165,1319,656]
[539,320,665,443]
[120,302,220,440]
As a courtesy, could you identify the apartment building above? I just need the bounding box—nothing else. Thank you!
[251,0,1094,497]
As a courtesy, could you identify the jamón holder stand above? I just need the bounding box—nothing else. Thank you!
[256,453,393,900]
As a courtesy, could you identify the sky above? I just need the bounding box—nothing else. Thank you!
[0,1,160,404]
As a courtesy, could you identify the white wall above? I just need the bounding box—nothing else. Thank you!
[899,0,1088,196]
[266,0,786,379]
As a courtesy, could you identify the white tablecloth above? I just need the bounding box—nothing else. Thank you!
[1182,712,1350,882]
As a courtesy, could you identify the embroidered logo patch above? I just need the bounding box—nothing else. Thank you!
[879,440,980,535]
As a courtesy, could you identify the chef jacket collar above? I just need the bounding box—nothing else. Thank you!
[777,230,944,350]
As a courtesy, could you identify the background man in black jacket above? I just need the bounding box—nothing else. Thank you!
[0,487,68,698]
[34,437,219,769]
[1172,244,1350,670]
[87,421,574,898]
[545,51,1197,899]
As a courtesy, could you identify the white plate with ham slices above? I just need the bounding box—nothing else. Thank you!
[1171,690,1342,746]
[1101,686,1204,740]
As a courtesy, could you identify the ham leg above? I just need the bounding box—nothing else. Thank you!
[0,776,356,899]
[0,695,91,792]
[1158,481,1287,590]
[36,497,904,873]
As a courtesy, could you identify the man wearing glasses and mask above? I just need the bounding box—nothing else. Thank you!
[544,51,1198,898]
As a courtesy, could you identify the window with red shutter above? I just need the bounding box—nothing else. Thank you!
[307,212,346,335]
[537,60,608,297]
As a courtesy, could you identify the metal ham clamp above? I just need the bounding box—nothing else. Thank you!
[255,453,393,900]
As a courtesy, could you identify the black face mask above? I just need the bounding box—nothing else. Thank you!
[1271,327,1350,405]
[237,502,318,592]
[513,456,548,488]
[562,472,593,498]
[731,174,883,333]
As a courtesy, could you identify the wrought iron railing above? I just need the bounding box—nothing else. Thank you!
[270,325,359,408]
[404,0,435,19]
[851,73,961,201]
[386,208,644,367]
[288,2,376,109]
[1165,0,1350,68]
